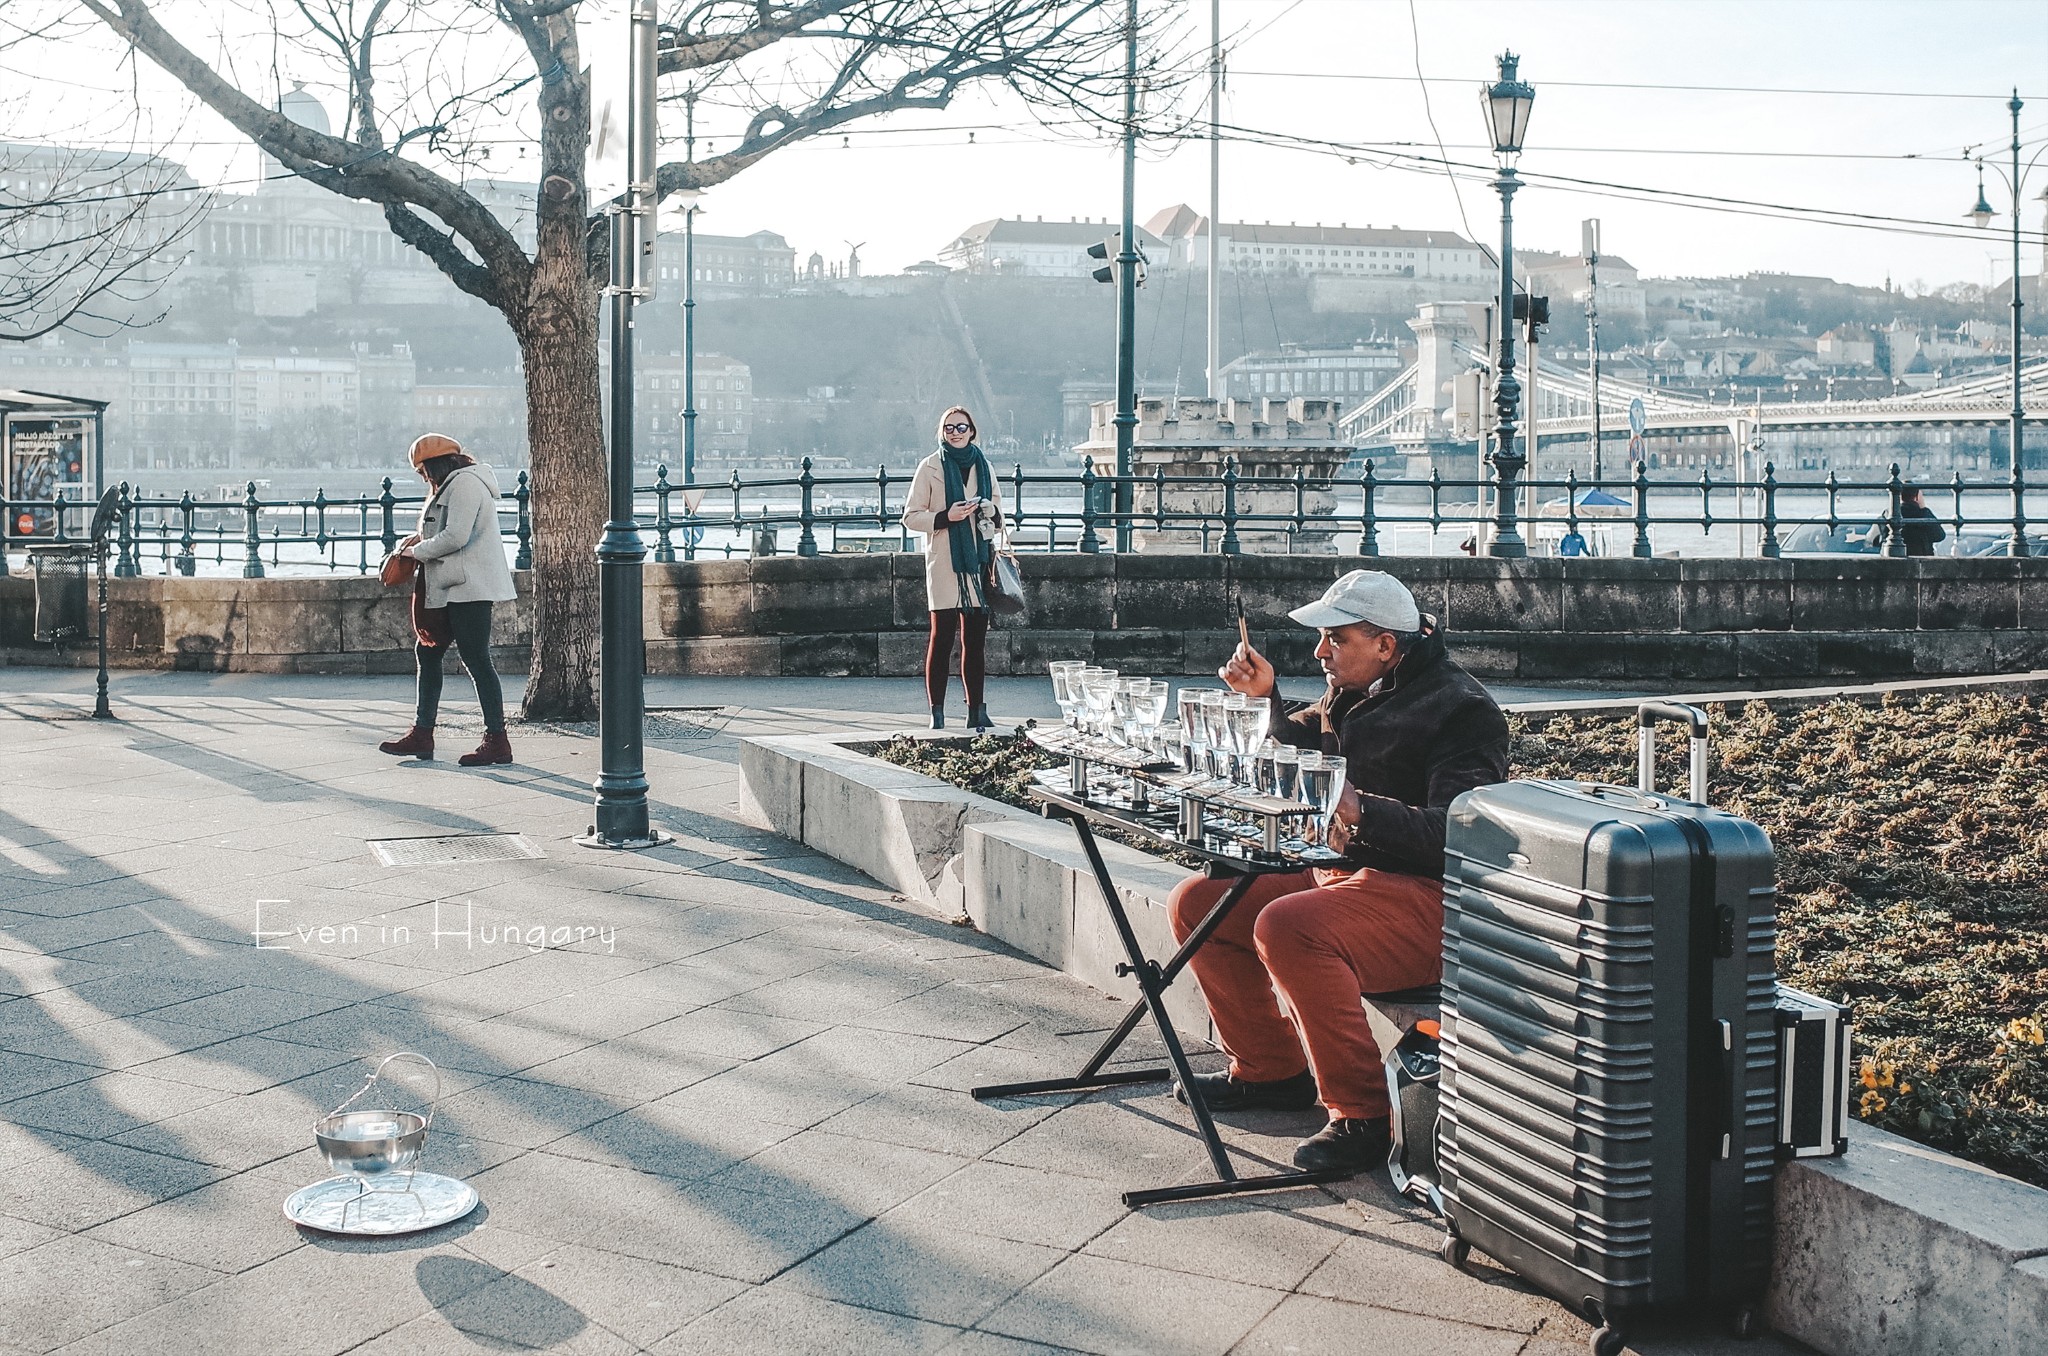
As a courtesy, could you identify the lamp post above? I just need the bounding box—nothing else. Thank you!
[582,0,667,849]
[1966,90,2037,557]
[680,86,700,555]
[1112,0,1139,552]
[1480,51,1535,558]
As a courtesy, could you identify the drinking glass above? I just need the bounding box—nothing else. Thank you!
[1318,754,1349,839]
[1296,751,1332,847]
[1223,692,1269,783]
[1272,744,1301,803]
[1178,689,1208,772]
[1049,661,1085,726]
[1253,740,1279,797]
[1138,681,1170,741]
[1116,677,1152,746]
[1198,691,1231,780]
[1080,667,1117,737]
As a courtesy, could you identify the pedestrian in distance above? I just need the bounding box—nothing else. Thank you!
[901,406,1004,731]
[1865,483,1947,556]
[1168,570,1511,1176]
[377,433,519,766]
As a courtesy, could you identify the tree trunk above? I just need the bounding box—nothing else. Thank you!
[515,228,606,723]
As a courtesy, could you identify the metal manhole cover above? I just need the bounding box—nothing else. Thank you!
[370,834,546,867]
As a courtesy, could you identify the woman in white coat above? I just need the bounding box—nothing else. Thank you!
[901,406,1002,731]
[376,433,519,765]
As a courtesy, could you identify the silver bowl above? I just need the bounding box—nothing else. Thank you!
[314,1108,429,1177]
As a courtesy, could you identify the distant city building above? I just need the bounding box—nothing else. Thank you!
[939,216,1165,278]
[1220,341,1403,405]
[1143,205,1489,282]
[650,230,795,299]
[598,349,751,469]
[1517,250,1648,326]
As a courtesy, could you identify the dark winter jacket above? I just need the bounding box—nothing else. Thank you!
[1268,623,1510,879]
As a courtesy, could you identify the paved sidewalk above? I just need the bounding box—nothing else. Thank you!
[0,673,1793,1355]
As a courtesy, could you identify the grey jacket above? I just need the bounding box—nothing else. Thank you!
[411,464,518,608]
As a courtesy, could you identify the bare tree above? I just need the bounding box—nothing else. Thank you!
[60,0,1173,719]
[0,135,209,341]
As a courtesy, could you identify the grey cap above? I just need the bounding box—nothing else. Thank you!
[1287,569,1422,632]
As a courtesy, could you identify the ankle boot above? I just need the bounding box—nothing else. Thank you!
[458,730,513,766]
[968,703,993,732]
[378,726,434,758]
[929,705,945,730]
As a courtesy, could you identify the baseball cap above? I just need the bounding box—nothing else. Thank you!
[409,433,463,468]
[1287,569,1421,632]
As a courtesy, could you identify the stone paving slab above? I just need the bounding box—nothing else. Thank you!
[0,674,1807,1355]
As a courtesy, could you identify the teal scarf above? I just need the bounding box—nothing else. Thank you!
[941,441,994,578]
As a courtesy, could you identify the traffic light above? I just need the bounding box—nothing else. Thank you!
[1086,233,1148,287]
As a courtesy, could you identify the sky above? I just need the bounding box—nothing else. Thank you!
[14,0,2048,291]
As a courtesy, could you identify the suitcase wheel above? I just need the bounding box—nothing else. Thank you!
[1588,1325,1626,1356]
[1438,1232,1469,1270]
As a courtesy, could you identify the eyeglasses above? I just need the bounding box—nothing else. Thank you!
[942,423,973,435]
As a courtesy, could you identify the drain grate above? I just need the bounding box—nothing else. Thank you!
[370,833,546,867]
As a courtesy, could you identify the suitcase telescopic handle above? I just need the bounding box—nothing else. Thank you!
[1637,701,1709,803]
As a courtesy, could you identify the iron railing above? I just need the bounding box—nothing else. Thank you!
[0,454,2036,577]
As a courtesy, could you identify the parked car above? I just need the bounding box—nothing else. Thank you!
[1775,521,1880,556]
[1963,531,2048,557]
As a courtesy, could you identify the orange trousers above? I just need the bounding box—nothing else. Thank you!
[1168,867,1444,1121]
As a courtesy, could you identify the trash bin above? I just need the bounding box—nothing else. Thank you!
[28,544,92,643]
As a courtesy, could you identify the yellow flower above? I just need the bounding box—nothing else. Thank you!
[2006,1017,2047,1046]
[1859,1090,1887,1117]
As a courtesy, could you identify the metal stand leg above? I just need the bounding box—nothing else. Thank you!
[972,811,1344,1207]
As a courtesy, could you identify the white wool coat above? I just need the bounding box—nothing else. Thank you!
[410,463,518,608]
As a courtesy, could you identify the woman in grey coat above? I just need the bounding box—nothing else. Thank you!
[377,433,519,765]
[901,406,1003,731]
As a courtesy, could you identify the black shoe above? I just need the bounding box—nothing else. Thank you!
[1293,1116,1392,1175]
[1174,1067,1319,1112]
[967,703,993,732]
[930,705,945,730]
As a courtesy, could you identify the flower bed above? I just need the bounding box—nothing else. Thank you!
[874,694,2048,1188]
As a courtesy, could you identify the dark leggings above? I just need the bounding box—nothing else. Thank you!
[925,608,988,709]
[415,600,504,733]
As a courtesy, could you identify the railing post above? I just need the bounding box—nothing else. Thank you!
[514,471,534,570]
[1359,461,1379,557]
[310,489,331,568]
[1079,457,1101,554]
[1631,460,1653,559]
[114,483,139,577]
[1883,462,1909,558]
[1220,455,1242,556]
[0,478,9,575]
[378,476,399,556]
[2012,452,2031,557]
[796,456,819,557]
[1760,462,1780,558]
[1823,470,1841,537]
[652,464,676,563]
[241,481,265,579]
[1153,464,1167,539]
[1948,471,1966,556]
[52,490,70,543]
[1292,466,1308,543]
[1698,469,1715,539]
[1564,468,1581,549]
[176,491,197,576]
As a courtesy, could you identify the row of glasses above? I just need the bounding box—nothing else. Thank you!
[1048,661,1086,727]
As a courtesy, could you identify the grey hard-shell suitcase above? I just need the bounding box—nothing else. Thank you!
[1438,703,1779,1355]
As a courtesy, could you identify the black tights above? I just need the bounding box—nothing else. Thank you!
[415,600,504,733]
[925,608,988,709]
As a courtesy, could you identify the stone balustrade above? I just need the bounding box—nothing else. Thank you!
[4,553,2047,680]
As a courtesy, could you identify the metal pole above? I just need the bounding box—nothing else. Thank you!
[1113,0,1138,552]
[2011,90,2030,557]
[1487,163,1528,557]
[1585,220,1602,483]
[1205,0,1221,400]
[1524,297,1539,533]
[683,87,698,496]
[585,0,664,849]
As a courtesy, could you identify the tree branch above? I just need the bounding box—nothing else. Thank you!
[78,0,530,313]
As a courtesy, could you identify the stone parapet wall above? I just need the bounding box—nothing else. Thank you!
[6,553,2048,681]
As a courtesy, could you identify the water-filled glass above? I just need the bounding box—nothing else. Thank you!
[1049,661,1085,726]
[1272,745,1301,802]
[1298,752,1340,848]
[1198,691,1231,779]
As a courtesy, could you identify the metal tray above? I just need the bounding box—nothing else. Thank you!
[283,1171,478,1236]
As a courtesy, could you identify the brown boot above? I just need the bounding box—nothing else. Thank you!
[378,726,434,758]
[458,730,513,767]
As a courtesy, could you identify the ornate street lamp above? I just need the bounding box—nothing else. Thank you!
[1965,91,2040,557]
[1480,51,1534,557]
